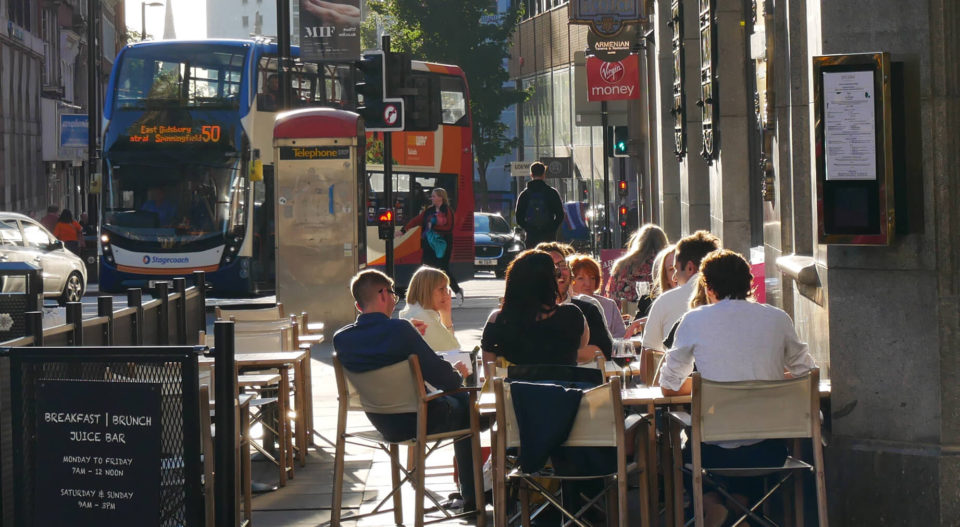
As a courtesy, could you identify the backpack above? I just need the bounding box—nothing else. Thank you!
[523,189,554,232]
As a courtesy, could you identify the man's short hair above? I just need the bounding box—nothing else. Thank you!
[535,241,574,257]
[529,162,546,178]
[350,269,393,309]
[699,249,753,300]
[47,205,59,213]
[674,230,721,272]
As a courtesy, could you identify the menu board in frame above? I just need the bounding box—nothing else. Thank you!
[813,52,894,245]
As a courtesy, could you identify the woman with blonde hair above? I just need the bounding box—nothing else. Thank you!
[605,224,669,305]
[649,244,679,301]
[399,266,460,351]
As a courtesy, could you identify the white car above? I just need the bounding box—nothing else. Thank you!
[0,212,87,305]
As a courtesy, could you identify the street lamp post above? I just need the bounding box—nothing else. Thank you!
[141,1,163,41]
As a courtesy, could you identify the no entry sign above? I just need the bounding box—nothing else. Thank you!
[586,54,640,101]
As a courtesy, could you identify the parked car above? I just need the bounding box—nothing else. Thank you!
[474,212,524,278]
[0,212,87,305]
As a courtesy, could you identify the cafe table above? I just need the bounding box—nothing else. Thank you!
[200,350,310,485]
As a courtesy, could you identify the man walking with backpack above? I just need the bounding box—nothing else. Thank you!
[516,162,564,248]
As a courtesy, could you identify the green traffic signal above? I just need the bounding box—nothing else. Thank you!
[613,126,628,157]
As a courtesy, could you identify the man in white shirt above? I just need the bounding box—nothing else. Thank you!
[641,230,720,352]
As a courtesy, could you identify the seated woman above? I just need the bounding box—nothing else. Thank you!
[659,249,817,525]
[399,266,460,351]
[481,250,589,367]
[569,254,627,338]
[625,243,677,337]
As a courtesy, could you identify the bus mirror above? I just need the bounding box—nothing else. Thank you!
[250,159,263,181]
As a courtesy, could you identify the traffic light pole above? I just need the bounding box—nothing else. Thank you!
[601,101,611,249]
[382,35,395,279]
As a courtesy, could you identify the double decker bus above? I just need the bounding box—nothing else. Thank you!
[363,61,475,285]
[98,39,351,294]
[99,39,474,292]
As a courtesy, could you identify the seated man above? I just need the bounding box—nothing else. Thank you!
[659,249,817,526]
[333,269,478,511]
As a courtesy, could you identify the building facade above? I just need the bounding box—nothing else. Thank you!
[1,0,124,220]
[511,0,960,521]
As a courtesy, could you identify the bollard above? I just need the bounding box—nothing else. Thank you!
[65,302,83,346]
[127,289,143,346]
[193,271,208,345]
[213,320,237,527]
[173,278,187,345]
[156,281,170,345]
[98,296,114,346]
[25,311,43,346]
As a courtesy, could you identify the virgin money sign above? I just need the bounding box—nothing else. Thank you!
[586,54,640,101]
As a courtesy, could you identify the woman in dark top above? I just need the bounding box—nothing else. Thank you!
[481,250,588,366]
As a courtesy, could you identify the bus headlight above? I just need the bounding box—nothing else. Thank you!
[100,234,110,243]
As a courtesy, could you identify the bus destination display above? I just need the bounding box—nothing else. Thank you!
[35,380,162,526]
[126,124,224,144]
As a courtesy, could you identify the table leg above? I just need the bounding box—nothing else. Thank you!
[647,402,659,527]
[669,415,684,527]
[296,357,308,466]
[240,399,253,524]
[278,365,289,486]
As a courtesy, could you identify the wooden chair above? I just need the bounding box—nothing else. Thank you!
[669,369,828,527]
[331,353,486,527]
[199,385,253,526]
[492,376,650,527]
[638,348,665,387]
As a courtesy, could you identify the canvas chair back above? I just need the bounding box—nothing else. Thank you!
[339,357,422,415]
[216,303,285,321]
[498,379,620,449]
[232,326,295,353]
[695,370,816,443]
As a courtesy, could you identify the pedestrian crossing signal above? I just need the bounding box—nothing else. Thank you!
[378,209,395,240]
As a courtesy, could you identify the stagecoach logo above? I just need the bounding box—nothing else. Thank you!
[600,61,625,84]
[142,254,190,266]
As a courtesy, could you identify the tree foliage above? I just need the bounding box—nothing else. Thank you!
[362,0,529,207]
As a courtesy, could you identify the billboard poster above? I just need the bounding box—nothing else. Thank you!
[60,114,89,148]
[586,54,640,101]
[299,0,361,62]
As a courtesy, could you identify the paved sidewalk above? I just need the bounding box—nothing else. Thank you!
[249,277,504,527]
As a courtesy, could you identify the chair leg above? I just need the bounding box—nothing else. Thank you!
[493,428,507,527]
[414,441,427,527]
[469,418,486,526]
[636,434,651,527]
[692,446,704,527]
[519,483,531,527]
[331,432,346,526]
[390,444,404,525]
[618,467,629,527]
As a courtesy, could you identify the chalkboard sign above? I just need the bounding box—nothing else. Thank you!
[34,380,162,526]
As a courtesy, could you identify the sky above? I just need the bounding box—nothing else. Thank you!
[123,0,207,41]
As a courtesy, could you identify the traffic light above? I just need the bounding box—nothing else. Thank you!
[355,51,385,125]
[613,126,629,157]
[378,209,395,240]
[618,205,628,229]
[618,178,628,197]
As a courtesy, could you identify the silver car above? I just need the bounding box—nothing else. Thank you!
[0,212,87,304]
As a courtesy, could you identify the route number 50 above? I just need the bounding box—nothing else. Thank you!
[201,125,221,142]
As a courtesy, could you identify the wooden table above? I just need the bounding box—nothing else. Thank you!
[201,350,311,485]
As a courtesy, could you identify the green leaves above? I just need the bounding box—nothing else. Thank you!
[363,0,530,207]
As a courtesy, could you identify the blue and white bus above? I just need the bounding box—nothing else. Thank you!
[98,39,350,294]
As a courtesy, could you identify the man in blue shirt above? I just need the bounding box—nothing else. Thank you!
[333,269,478,511]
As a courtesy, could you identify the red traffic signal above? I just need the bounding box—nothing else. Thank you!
[618,206,628,228]
[618,179,628,196]
[378,209,395,240]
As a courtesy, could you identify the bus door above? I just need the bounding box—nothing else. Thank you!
[272,109,365,338]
